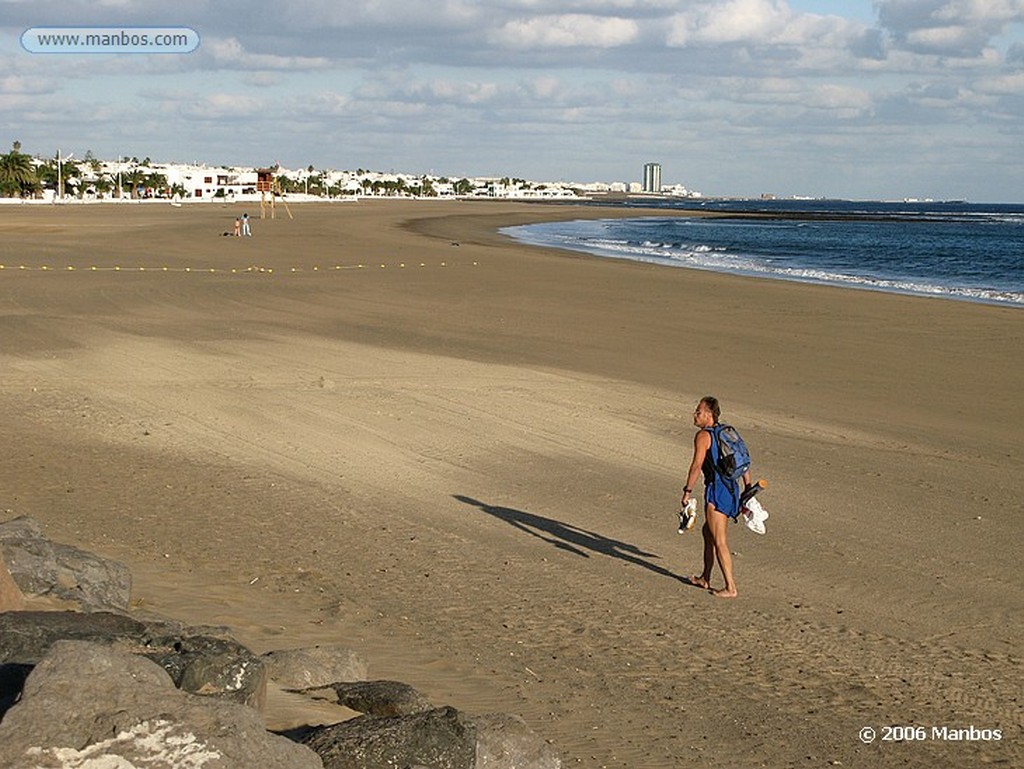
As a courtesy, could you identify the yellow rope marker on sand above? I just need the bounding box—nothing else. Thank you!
[3,261,478,275]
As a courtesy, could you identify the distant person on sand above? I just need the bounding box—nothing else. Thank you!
[233,217,241,237]
[680,396,751,598]
[241,212,251,237]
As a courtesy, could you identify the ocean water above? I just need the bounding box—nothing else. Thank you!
[500,199,1023,307]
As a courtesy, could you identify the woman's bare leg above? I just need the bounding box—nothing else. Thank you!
[706,505,738,598]
[690,520,715,589]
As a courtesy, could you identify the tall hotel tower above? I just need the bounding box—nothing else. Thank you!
[642,162,662,193]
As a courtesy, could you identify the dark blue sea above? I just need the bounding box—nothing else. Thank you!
[500,199,1023,307]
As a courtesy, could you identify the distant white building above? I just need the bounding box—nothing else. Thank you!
[663,183,703,199]
[172,166,258,199]
[642,162,661,193]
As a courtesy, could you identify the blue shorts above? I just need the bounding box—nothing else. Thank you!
[705,476,741,519]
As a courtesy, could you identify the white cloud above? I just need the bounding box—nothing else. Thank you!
[302,91,351,117]
[204,37,331,71]
[806,83,873,113]
[667,0,797,45]
[664,0,871,69]
[244,72,285,88]
[877,0,1024,56]
[491,14,639,48]
[0,74,57,95]
[528,75,563,99]
[695,0,793,44]
[414,79,502,105]
[974,70,1024,93]
[179,93,265,120]
[280,0,482,28]
[904,24,980,51]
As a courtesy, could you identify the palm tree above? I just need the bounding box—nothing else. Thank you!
[93,176,113,198]
[63,158,81,184]
[35,160,59,192]
[143,172,168,197]
[276,174,299,194]
[0,141,37,197]
[122,167,146,198]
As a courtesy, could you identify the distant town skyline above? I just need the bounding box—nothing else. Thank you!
[4,149,704,202]
[3,1,1023,202]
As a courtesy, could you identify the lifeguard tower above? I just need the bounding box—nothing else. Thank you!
[257,168,293,220]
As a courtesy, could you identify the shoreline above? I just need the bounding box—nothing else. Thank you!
[1,200,1020,767]
[498,209,1024,309]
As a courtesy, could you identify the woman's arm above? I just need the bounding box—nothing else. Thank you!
[681,430,711,506]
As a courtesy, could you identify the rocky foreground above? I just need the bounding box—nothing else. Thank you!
[0,516,560,769]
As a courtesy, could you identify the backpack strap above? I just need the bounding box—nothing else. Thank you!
[703,425,722,478]
[707,424,722,461]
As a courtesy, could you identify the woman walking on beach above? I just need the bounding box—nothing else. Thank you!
[680,396,749,598]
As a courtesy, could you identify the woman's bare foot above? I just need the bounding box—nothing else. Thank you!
[712,587,738,599]
[689,575,711,589]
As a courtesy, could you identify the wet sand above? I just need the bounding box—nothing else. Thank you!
[1,200,1020,767]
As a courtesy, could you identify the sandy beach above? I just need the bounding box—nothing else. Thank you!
[0,199,1020,767]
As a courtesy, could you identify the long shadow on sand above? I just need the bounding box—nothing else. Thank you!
[454,494,688,584]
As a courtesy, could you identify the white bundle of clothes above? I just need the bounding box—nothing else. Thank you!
[741,496,769,535]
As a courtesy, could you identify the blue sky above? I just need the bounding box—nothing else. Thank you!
[2,0,1022,201]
